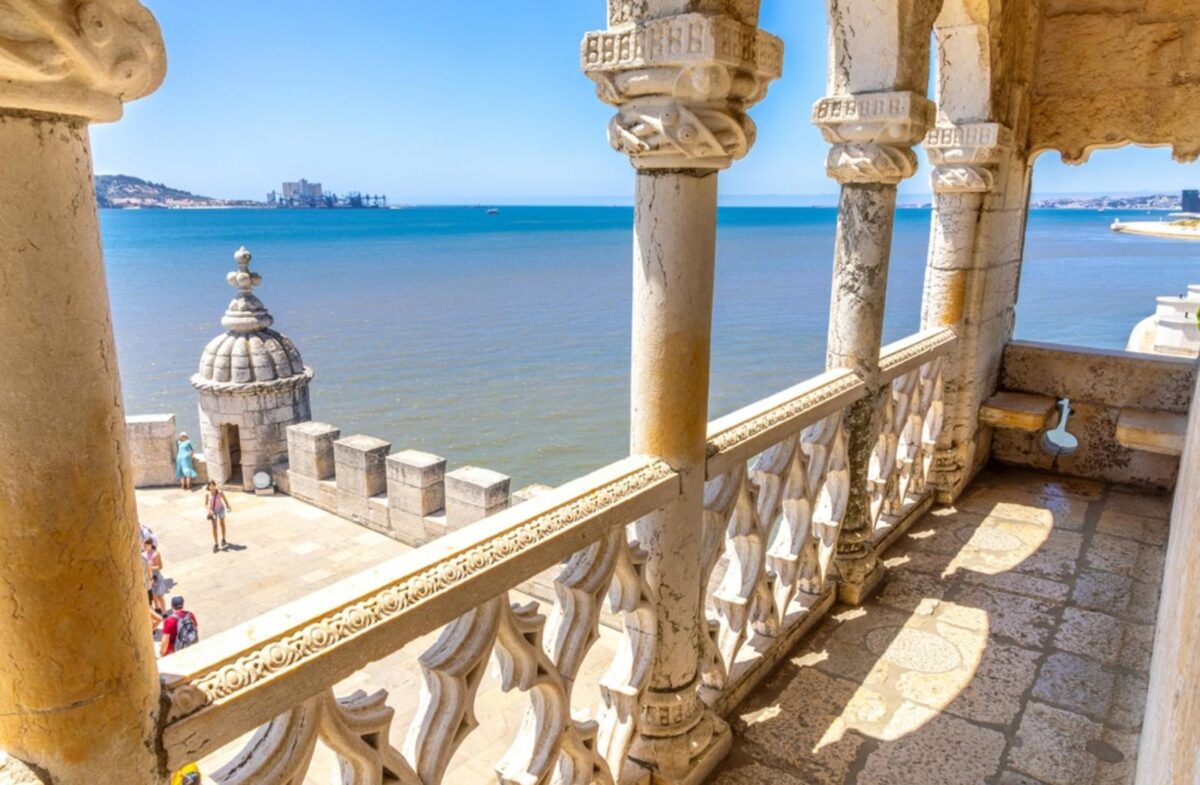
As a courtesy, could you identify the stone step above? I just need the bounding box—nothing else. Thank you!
[1116,408,1188,456]
[979,391,1059,432]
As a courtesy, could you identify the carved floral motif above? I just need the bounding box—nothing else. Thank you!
[0,0,165,120]
[164,459,675,723]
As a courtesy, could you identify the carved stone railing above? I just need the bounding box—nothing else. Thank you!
[158,455,678,783]
[699,368,866,714]
[150,342,952,781]
[868,328,956,548]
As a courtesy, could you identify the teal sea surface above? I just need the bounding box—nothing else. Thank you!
[102,206,1198,486]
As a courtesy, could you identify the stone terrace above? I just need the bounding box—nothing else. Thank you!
[137,487,621,784]
[711,467,1167,785]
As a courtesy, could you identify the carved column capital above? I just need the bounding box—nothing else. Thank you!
[0,0,165,122]
[581,10,782,170]
[813,91,934,186]
[924,122,1012,194]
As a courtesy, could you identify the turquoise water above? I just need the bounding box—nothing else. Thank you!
[101,206,1198,486]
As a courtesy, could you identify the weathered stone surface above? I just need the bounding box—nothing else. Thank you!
[1115,408,1187,456]
[444,466,510,530]
[287,422,340,480]
[333,435,390,524]
[980,392,1059,432]
[992,342,1193,489]
[0,36,165,781]
[126,413,177,487]
[1032,4,1200,163]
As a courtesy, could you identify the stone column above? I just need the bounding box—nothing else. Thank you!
[921,123,1012,501]
[0,5,165,784]
[582,4,781,782]
[813,91,934,604]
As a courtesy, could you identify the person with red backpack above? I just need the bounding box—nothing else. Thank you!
[160,595,199,656]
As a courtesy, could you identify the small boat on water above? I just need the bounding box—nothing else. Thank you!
[486,207,500,215]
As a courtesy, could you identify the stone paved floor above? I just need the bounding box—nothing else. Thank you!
[710,467,1169,785]
[138,486,619,784]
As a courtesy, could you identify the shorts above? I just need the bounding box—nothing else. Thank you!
[211,509,226,520]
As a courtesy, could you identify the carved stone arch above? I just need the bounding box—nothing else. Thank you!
[1029,3,1200,165]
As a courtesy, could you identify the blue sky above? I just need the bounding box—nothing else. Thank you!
[91,1,1198,203]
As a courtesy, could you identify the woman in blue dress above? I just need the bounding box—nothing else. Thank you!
[175,432,198,490]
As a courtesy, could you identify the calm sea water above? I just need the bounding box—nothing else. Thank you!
[102,206,1198,487]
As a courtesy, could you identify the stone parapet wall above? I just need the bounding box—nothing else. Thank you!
[282,422,575,620]
[990,340,1196,489]
[125,414,208,488]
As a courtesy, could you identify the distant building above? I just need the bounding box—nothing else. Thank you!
[1183,189,1200,213]
[281,179,322,206]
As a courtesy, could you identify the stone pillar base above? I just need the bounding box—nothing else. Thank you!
[835,554,886,606]
[623,712,732,785]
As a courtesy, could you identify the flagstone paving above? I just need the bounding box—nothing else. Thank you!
[710,467,1168,785]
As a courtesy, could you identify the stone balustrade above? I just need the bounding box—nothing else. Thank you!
[158,454,679,780]
[868,327,956,548]
[145,341,952,782]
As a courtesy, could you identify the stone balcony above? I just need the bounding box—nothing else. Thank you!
[712,467,1166,785]
[138,460,1167,785]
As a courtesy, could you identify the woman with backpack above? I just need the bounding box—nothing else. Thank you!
[160,595,199,656]
[203,480,233,553]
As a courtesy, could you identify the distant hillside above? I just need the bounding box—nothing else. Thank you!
[1030,193,1181,210]
[95,175,260,209]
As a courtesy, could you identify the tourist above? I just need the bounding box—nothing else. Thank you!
[171,763,202,785]
[175,432,198,490]
[142,538,166,616]
[203,479,232,552]
[140,521,157,549]
[160,596,199,656]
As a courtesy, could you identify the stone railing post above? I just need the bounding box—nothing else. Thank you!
[922,122,1011,501]
[0,4,166,784]
[813,91,934,604]
[583,3,781,782]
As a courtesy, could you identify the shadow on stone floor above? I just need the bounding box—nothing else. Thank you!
[709,464,1168,785]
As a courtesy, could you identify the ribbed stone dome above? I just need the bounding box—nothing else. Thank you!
[192,246,312,390]
[197,329,305,384]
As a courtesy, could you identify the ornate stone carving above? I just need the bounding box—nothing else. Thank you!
[162,458,675,724]
[582,10,782,170]
[700,409,850,696]
[813,91,934,185]
[931,164,994,194]
[825,142,919,186]
[213,689,415,785]
[0,0,165,120]
[705,369,863,459]
[925,122,1011,194]
[869,355,946,534]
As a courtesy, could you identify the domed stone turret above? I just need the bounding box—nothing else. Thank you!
[191,247,313,489]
